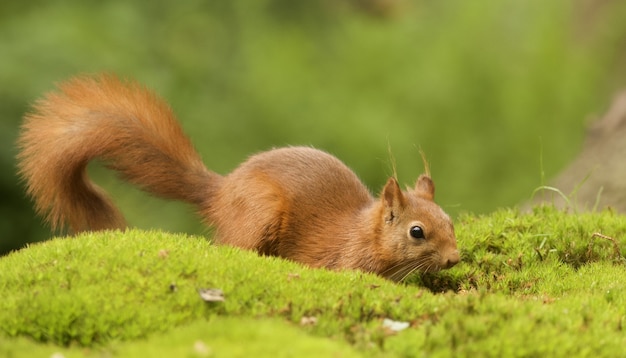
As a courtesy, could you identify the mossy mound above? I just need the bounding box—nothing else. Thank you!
[2,207,625,357]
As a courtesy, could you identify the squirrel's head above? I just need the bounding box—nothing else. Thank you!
[376,175,460,281]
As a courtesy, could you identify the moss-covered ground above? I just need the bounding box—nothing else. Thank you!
[1,206,625,357]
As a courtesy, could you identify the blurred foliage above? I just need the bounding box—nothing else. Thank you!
[2,0,625,255]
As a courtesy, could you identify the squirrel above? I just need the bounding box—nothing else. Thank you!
[17,74,460,281]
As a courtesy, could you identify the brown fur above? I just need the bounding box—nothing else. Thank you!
[17,74,460,281]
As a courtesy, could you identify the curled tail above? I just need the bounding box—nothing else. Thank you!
[17,74,220,232]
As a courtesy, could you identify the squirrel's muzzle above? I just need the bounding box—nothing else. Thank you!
[443,249,460,269]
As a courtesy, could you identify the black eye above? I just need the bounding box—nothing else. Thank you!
[409,225,425,239]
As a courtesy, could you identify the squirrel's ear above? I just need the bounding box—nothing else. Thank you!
[382,177,406,223]
[415,174,435,201]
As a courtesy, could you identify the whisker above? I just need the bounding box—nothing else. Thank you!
[380,260,411,279]
[392,259,426,282]
[402,260,433,282]
[397,264,418,282]
[402,257,439,282]
[388,263,410,282]
[381,253,440,282]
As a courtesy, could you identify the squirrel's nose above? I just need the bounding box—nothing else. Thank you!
[444,250,460,269]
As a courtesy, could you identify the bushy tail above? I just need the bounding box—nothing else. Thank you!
[17,74,220,232]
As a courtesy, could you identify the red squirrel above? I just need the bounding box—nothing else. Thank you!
[17,74,460,281]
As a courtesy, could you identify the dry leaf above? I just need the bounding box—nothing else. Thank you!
[287,273,301,281]
[193,340,212,357]
[198,288,225,302]
[300,316,318,326]
[382,318,410,332]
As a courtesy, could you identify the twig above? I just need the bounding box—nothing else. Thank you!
[587,232,622,261]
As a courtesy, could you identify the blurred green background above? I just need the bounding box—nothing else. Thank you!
[2,0,625,255]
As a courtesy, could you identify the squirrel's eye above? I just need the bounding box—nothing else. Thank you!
[409,225,425,240]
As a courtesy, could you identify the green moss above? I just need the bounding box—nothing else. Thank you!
[0,317,360,357]
[1,206,626,356]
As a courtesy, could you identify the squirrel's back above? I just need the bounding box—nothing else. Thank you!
[205,146,373,255]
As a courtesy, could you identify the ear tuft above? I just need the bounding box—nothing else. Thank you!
[415,174,435,201]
